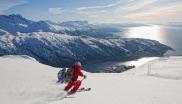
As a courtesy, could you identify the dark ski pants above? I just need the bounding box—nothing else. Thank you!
[64,80,81,93]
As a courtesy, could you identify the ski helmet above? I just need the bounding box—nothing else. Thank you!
[75,61,81,67]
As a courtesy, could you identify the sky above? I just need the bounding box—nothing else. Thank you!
[0,0,182,23]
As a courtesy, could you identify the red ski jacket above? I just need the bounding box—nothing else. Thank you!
[71,64,84,81]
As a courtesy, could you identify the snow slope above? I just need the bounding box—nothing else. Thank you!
[0,55,182,104]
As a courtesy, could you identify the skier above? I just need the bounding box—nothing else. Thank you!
[64,62,87,95]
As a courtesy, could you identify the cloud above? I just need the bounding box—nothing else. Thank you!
[76,0,156,18]
[124,2,182,23]
[76,0,123,11]
[48,8,64,15]
[76,0,137,11]
[0,0,28,14]
[75,0,182,23]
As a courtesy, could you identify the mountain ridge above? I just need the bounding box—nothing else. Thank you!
[0,32,172,69]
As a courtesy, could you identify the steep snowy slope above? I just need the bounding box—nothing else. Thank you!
[0,55,182,104]
[0,55,59,104]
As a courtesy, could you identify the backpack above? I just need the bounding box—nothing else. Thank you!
[57,67,74,83]
[64,68,74,83]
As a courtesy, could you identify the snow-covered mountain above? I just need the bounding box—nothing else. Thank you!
[0,55,182,104]
[60,21,92,31]
[0,14,145,38]
[0,29,9,35]
[0,32,171,68]
[0,14,54,34]
[0,14,95,35]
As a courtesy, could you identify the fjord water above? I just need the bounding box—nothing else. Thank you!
[115,25,182,69]
[85,25,182,72]
[120,25,182,55]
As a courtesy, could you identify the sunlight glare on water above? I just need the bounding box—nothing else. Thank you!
[122,25,182,55]
[123,25,166,43]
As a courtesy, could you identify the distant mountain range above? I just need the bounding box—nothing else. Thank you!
[0,14,172,68]
[0,14,53,34]
[0,14,148,37]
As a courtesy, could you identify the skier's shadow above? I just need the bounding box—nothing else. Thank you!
[47,92,67,102]
[65,96,75,98]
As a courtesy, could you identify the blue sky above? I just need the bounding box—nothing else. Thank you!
[0,0,182,23]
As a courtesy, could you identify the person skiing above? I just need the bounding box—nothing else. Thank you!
[64,62,87,95]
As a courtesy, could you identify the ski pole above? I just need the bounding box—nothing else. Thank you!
[81,75,87,81]
[81,77,85,82]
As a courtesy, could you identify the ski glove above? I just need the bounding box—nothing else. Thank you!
[83,75,87,79]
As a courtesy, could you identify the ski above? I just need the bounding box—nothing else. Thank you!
[77,87,91,92]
